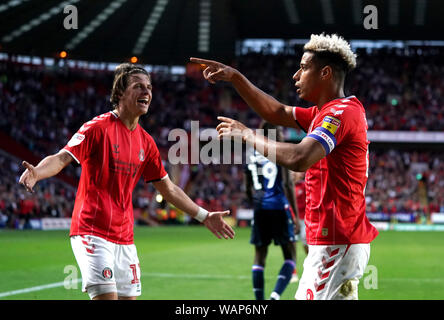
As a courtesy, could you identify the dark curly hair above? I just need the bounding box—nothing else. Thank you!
[110,63,151,106]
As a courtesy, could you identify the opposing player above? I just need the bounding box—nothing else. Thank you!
[19,63,235,300]
[191,33,378,300]
[245,121,299,300]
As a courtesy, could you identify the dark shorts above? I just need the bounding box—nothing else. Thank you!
[250,208,295,247]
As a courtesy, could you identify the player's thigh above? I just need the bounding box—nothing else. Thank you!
[280,241,296,261]
[254,245,269,266]
[333,244,370,299]
[70,235,117,297]
[295,244,370,300]
[250,209,273,247]
[114,243,142,298]
[272,209,295,246]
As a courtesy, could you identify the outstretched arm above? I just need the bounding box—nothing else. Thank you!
[19,150,74,193]
[216,116,325,172]
[190,57,298,129]
[152,176,235,239]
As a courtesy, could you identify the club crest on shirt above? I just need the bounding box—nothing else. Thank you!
[321,116,341,135]
[139,149,145,162]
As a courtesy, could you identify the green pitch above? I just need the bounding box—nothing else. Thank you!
[0,226,443,300]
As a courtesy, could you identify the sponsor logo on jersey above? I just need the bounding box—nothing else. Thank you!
[321,116,340,135]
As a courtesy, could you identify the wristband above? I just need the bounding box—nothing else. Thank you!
[195,207,209,222]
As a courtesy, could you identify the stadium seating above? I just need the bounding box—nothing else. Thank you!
[1,46,443,228]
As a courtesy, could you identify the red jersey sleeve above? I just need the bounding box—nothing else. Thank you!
[306,102,361,155]
[292,106,318,132]
[142,135,168,183]
[63,121,100,164]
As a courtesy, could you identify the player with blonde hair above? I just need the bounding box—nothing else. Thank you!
[191,33,378,300]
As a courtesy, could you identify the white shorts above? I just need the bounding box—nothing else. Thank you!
[295,243,370,300]
[71,235,142,299]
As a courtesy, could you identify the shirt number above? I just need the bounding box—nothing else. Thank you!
[248,155,278,190]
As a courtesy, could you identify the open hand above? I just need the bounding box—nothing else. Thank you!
[203,210,235,239]
[19,161,38,193]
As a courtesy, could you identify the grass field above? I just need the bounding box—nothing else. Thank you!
[0,226,444,300]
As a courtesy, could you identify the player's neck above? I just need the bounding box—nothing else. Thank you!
[113,109,139,131]
[316,87,345,110]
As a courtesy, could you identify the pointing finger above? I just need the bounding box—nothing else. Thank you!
[190,57,218,66]
[217,116,234,123]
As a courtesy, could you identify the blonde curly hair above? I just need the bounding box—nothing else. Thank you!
[304,33,357,72]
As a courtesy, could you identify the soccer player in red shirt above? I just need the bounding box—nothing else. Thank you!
[191,33,378,300]
[19,63,235,300]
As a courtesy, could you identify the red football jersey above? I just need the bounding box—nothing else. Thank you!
[63,111,168,244]
[294,180,306,220]
[292,96,378,245]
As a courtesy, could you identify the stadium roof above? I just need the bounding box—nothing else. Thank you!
[0,0,443,66]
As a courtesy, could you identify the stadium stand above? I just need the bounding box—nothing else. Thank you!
[1,45,443,229]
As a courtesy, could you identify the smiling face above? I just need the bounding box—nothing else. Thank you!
[118,73,153,117]
[292,51,324,104]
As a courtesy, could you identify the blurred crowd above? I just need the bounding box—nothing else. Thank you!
[0,151,75,228]
[0,45,443,228]
[349,47,444,131]
[234,45,444,131]
[366,149,444,218]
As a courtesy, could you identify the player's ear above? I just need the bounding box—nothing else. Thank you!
[321,65,332,80]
